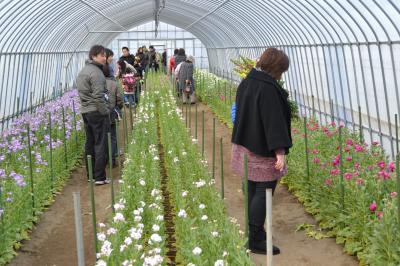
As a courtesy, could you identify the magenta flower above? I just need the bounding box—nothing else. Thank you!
[377,161,386,170]
[354,145,364,152]
[220,95,225,101]
[369,201,377,212]
[313,157,321,164]
[324,178,333,187]
[368,165,374,171]
[330,169,340,176]
[346,139,354,146]
[356,178,364,186]
[332,156,340,167]
[389,162,395,172]
[344,172,353,180]
[346,156,353,162]
[378,170,391,180]
[354,163,361,170]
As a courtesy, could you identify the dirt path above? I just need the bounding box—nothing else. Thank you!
[184,102,358,266]
[8,107,133,266]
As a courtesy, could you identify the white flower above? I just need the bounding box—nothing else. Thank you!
[214,260,225,266]
[140,201,146,207]
[178,209,187,218]
[153,156,159,161]
[192,138,198,143]
[201,215,208,221]
[96,260,107,266]
[156,215,164,221]
[182,151,187,156]
[118,179,124,184]
[97,233,106,242]
[212,231,219,237]
[106,227,117,235]
[124,237,132,245]
[192,247,202,255]
[173,157,179,163]
[133,209,141,216]
[137,223,144,229]
[98,223,106,228]
[139,179,146,186]
[122,260,132,266]
[195,180,206,188]
[129,228,142,240]
[181,191,188,197]
[120,244,127,252]
[134,216,142,222]
[168,150,173,154]
[199,204,206,209]
[143,254,163,266]
[113,213,125,222]
[100,240,113,257]
[239,230,244,235]
[222,251,228,257]
[114,203,125,210]
[152,224,160,232]
[187,264,196,266]
[135,244,143,251]
[151,189,160,197]
[150,233,162,243]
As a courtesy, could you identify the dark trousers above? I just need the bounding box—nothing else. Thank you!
[248,180,278,238]
[82,112,109,181]
[110,123,118,160]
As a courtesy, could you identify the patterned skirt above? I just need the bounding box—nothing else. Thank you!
[231,144,287,182]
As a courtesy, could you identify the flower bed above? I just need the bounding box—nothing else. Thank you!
[0,90,85,265]
[193,68,400,264]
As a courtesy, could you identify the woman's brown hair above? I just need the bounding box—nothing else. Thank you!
[256,48,289,80]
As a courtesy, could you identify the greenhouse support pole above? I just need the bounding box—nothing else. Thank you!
[396,153,400,231]
[107,132,115,214]
[49,113,54,191]
[339,126,345,210]
[62,107,68,170]
[27,125,35,216]
[266,189,273,266]
[311,95,315,118]
[73,192,85,266]
[87,155,99,254]
[244,154,249,248]
[202,110,205,157]
[220,138,224,199]
[303,117,310,182]
[115,119,122,176]
[189,101,192,133]
[212,118,216,179]
[129,105,134,132]
[359,106,363,143]
[395,114,398,155]
[195,104,198,139]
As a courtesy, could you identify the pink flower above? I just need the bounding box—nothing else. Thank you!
[356,178,364,186]
[390,192,398,198]
[313,157,321,164]
[220,95,225,101]
[292,129,299,134]
[330,169,340,176]
[324,178,333,187]
[332,156,340,167]
[372,141,379,146]
[346,156,353,162]
[344,146,351,152]
[369,201,377,212]
[354,163,361,170]
[346,139,354,146]
[330,122,336,127]
[377,161,386,170]
[368,165,374,171]
[354,145,364,152]
[378,170,391,180]
[377,212,384,220]
[389,162,395,172]
[344,172,353,180]
[312,149,319,154]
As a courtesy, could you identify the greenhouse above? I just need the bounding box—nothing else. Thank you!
[0,0,400,265]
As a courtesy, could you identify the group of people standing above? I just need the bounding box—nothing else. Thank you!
[76,44,167,185]
[169,48,196,103]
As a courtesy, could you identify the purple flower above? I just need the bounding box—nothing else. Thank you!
[0,209,3,218]
[0,169,5,179]
[10,171,26,187]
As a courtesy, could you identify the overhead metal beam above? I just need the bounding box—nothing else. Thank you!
[185,0,231,30]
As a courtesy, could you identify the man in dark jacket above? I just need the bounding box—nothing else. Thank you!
[119,47,135,66]
[77,45,110,185]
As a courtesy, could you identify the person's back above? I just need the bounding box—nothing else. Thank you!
[77,60,109,115]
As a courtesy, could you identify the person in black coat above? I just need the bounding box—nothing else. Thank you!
[231,48,292,255]
[119,47,135,66]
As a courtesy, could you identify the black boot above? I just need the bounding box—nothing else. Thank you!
[249,226,280,255]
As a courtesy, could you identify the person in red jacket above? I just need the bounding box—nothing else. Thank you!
[169,48,179,74]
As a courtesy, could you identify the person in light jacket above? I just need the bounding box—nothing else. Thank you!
[231,48,292,255]
[76,45,110,185]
